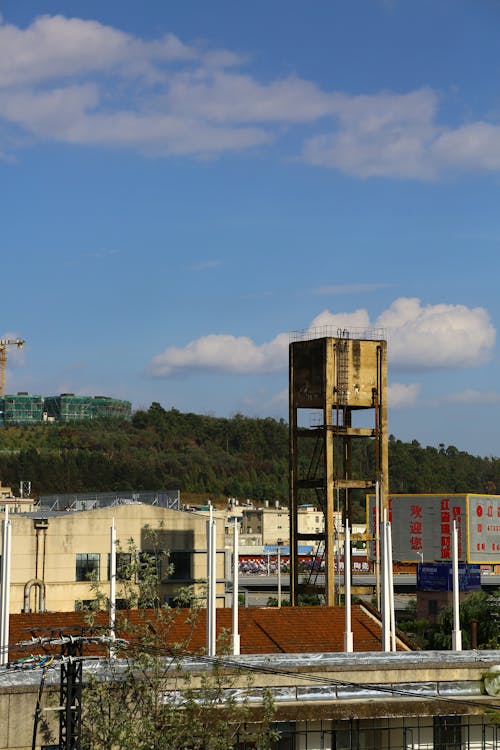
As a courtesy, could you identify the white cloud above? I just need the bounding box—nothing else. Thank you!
[240,387,289,415]
[439,388,500,405]
[377,298,495,369]
[2,14,500,172]
[166,71,336,124]
[302,90,500,179]
[149,332,289,377]
[302,89,441,179]
[149,297,495,377]
[388,382,420,408]
[308,308,371,331]
[432,122,500,171]
[0,15,195,87]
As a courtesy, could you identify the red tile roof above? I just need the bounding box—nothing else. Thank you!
[7,605,411,663]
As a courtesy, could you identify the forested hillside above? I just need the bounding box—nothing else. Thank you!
[0,403,499,518]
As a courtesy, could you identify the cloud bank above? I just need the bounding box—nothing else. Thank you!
[150,332,289,376]
[1,15,500,176]
[149,297,495,377]
[388,383,421,408]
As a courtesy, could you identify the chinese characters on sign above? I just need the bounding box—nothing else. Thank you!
[468,496,500,562]
[366,494,500,564]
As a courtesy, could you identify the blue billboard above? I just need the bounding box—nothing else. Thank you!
[417,563,481,592]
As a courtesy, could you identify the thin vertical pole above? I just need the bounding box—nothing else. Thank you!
[375,480,381,611]
[452,520,462,651]
[206,504,217,657]
[206,505,212,655]
[211,513,217,655]
[343,521,353,652]
[277,546,282,608]
[387,521,396,652]
[381,510,391,652]
[0,509,5,663]
[0,508,11,666]
[231,519,240,655]
[110,518,116,645]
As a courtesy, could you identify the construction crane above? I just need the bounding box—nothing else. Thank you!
[0,338,25,398]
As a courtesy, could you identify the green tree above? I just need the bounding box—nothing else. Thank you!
[77,533,277,750]
[429,590,500,650]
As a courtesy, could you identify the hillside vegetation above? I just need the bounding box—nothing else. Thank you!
[0,403,499,520]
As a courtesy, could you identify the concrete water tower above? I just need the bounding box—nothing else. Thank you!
[289,328,389,606]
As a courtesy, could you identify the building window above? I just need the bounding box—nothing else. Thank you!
[136,550,162,581]
[433,715,462,750]
[235,722,295,749]
[75,599,94,611]
[167,550,192,581]
[107,552,132,581]
[76,553,100,582]
[332,720,360,750]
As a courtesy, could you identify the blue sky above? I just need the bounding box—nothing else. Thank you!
[1,0,500,456]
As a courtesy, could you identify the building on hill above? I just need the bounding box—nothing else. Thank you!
[0,392,131,425]
[43,393,131,421]
[1,502,225,612]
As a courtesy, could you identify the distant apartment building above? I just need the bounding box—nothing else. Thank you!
[240,504,325,546]
[0,392,131,425]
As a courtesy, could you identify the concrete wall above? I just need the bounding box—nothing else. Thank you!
[1,651,499,749]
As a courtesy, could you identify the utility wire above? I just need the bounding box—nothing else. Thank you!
[98,636,500,715]
[4,629,500,716]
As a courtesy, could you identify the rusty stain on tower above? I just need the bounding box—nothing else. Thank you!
[289,327,389,606]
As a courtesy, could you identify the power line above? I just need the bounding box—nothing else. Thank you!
[5,629,500,727]
[94,637,500,716]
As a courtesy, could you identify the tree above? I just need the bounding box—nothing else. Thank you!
[78,532,277,750]
[429,590,500,650]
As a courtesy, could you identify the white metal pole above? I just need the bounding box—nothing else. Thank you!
[452,520,462,651]
[343,521,353,652]
[277,545,282,607]
[206,506,212,656]
[231,519,240,655]
[0,510,5,664]
[110,518,116,644]
[205,504,217,657]
[387,521,396,652]
[381,509,391,651]
[375,480,381,611]
[3,520,10,667]
[0,508,11,666]
[210,513,217,656]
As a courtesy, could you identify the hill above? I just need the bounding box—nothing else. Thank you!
[0,402,498,521]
